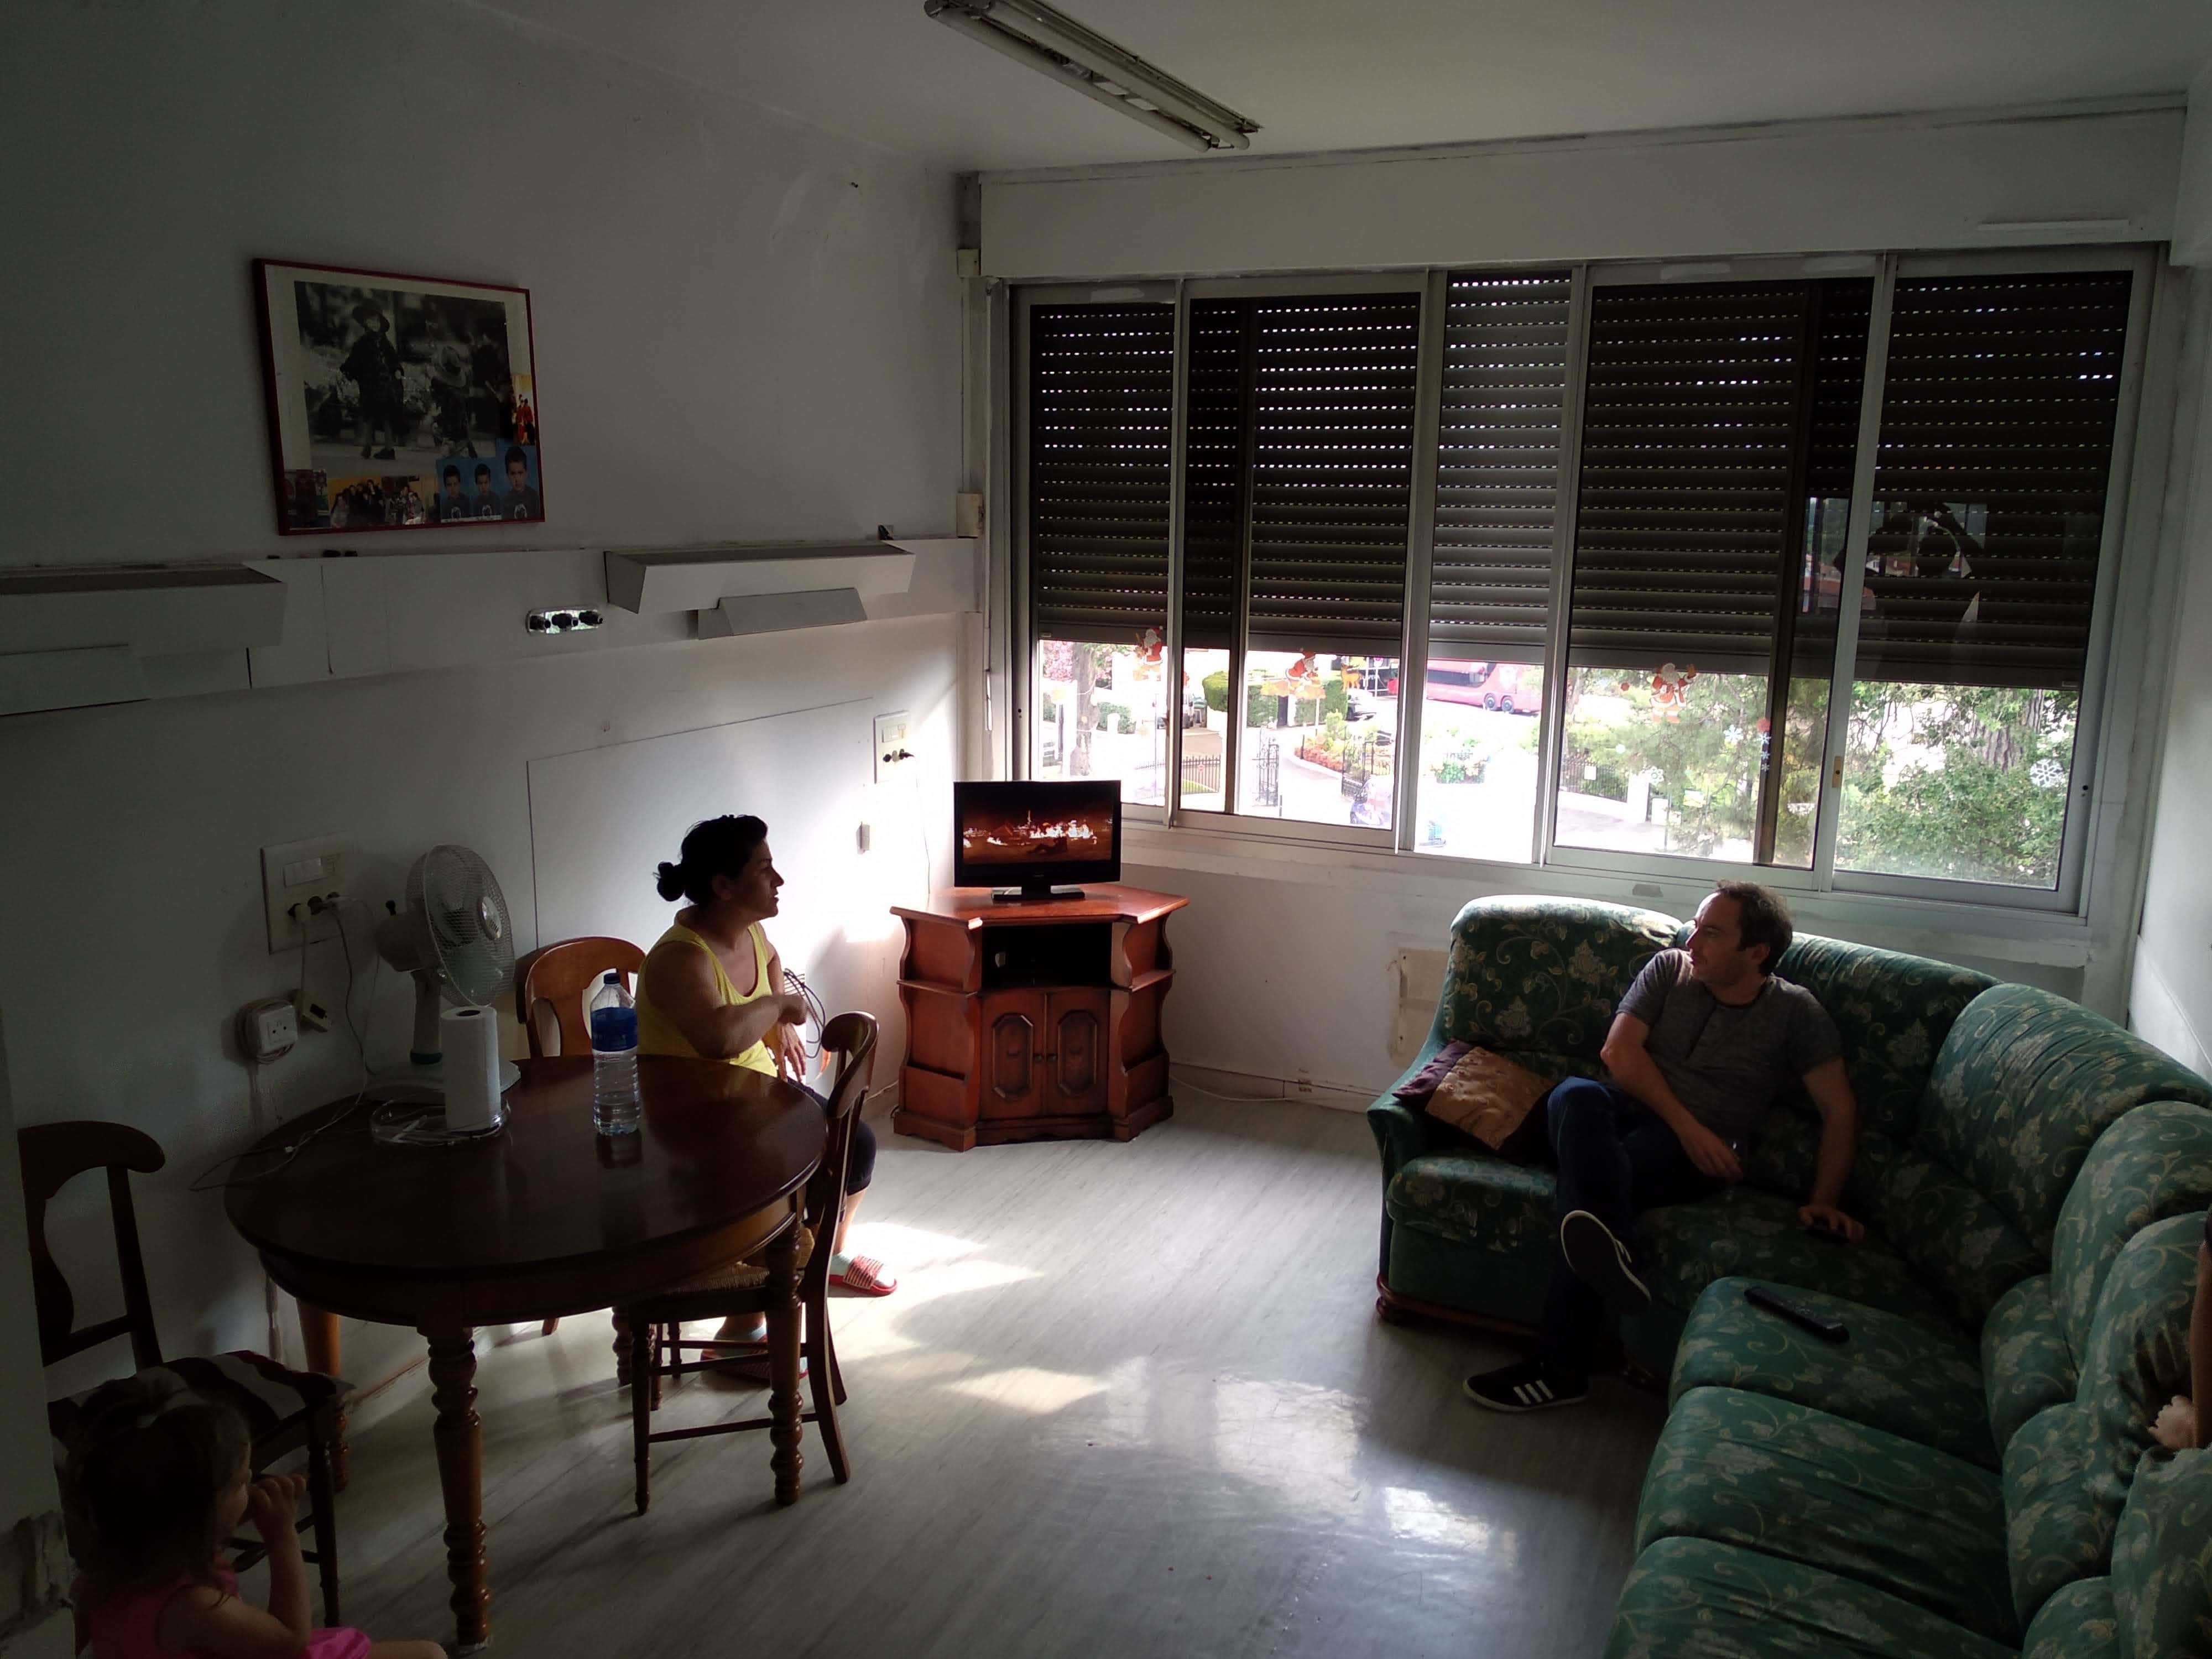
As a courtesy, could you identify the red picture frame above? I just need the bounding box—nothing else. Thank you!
[253,258,544,535]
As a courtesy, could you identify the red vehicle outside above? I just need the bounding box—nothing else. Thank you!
[1427,659,1543,716]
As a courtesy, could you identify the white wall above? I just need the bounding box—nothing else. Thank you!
[2132,266,2212,1077]
[0,5,962,1390]
[983,102,2182,280]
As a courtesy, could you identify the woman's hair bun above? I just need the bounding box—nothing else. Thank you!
[654,859,687,901]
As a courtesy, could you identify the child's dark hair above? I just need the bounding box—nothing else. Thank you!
[656,815,768,904]
[62,1374,250,1593]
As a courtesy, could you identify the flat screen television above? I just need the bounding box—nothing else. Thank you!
[953,780,1121,901]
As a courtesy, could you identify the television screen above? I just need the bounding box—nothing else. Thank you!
[953,780,1121,895]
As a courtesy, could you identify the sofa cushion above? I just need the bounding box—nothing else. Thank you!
[1641,1185,1955,1327]
[1384,1149,1553,1254]
[1981,1274,2076,1456]
[2053,1099,2212,1358]
[1921,985,2212,1254]
[1854,1130,2043,1328]
[1636,1386,2016,1644]
[1441,895,1676,1056]
[2021,1577,2120,1659]
[2110,1447,2212,1659]
[1670,1277,1996,1469]
[1607,1536,2016,1659]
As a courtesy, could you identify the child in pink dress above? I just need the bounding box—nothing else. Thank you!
[63,1374,445,1659]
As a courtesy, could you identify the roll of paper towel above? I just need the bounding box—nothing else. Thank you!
[442,1005,505,1133]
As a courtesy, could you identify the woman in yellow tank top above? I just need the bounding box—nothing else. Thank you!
[635,815,896,1297]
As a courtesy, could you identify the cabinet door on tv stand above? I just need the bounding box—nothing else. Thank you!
[980,989,1047,1119]
[1046,988,1110,1115]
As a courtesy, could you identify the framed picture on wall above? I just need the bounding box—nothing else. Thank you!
[253,259,544,534]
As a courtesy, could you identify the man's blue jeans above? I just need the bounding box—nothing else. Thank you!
[1536,1076,1720,1377]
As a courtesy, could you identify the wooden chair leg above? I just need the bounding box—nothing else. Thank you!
[305,1405,343,1624]
[613,1310,632,1386]
[805,1298,849,1484]
[629,1317,654,1515]
[542,1317,561,1335]
[829,1330,847,1408]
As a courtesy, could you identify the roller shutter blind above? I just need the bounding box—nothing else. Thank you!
[1183,293,1421,653]
[1427,271,1572,665]
[1027,302,1175,645]
[1855,270,2131,690]
[1567,278,1872,677]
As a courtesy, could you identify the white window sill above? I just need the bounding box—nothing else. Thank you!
[1120,820,2098,969]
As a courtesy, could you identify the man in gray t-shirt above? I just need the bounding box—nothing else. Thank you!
[1467,882,1863,1415]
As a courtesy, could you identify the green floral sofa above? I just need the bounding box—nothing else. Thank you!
[1364,896,2212,1657]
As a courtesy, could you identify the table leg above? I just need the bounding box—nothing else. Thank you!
[426,1329,489,1649]
[297,1303,350,1490]
[765,1229,804,1506]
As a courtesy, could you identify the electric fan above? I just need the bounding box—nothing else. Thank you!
[369,844,520,1145]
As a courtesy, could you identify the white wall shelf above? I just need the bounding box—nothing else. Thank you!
[0,563,288,714]
[603,541,919,618]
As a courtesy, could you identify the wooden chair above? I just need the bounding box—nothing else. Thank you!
[513,935,646,1060]
[619,1011,877,1513]
[23,1121,347,1623]
[513,935,646,1339]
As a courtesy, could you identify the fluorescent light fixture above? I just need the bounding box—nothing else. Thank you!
[925,0,1258,153]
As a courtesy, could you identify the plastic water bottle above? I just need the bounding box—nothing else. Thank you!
[590,972,641,1135]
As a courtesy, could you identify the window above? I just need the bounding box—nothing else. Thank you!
[1834,270,2133,889]
[1179,291,1421,830]
[1024,300,1175,803]
[1554,276,1870,869]
[1414,272,1571,862]
[1014,252,2144,910]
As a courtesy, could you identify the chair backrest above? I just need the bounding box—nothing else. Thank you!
[513,936,646,1058]
[799,1013,879,1298]
[18,1121,165,1371]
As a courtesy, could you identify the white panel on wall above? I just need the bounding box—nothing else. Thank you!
[528,701,890,1026]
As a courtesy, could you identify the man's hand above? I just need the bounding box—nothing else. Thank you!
[2154,1394,2199,1453]
[776,990,810,1027]
[1673,1120,1743,1183]
[1798,1203,1864,1244]
[244,1472,306,1542]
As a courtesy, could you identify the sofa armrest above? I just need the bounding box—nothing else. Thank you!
[1368,1045,1444,1178]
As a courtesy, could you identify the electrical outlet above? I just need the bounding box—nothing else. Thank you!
[239,997,297,1062]
[874,711,915,784]
[293,991,332,1033]
[1295,1070,1314,1095]
[261,837,350,954]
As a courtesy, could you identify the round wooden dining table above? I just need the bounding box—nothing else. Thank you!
[225,1055,824,1651]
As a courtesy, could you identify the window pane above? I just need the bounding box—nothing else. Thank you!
[1415,660,1542,862]
[1239,650,1399,828]
[1179,647,1229,811]
[1835,270,2131,890]
[1557,666,1768,859]
[1030,641,1168,806]
[1837,685,2077,886]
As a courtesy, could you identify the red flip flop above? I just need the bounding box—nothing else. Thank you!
[832,1254,898,1296]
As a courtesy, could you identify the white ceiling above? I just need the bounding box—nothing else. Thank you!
[478,0,2212,173]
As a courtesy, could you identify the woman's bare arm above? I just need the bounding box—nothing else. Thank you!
[641,940,802,1060]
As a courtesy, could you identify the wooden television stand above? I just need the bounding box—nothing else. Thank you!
[891,884,1188,1151]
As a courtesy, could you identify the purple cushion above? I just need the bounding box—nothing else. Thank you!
[1394,1041,1472,1105]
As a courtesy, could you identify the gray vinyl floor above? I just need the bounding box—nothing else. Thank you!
[311,1091,1663,1658]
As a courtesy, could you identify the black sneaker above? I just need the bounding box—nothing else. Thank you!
[1561,1208,1652,1314]
[1463,1359,1589,1413]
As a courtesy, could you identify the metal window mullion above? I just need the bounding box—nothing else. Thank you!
[1396,270,1447,851]
[1227,302,1261,816]
[1536,264,1593,865]
[1164,281,1190,826]
[1009,291,1033,781]
[1809,254,1896,886]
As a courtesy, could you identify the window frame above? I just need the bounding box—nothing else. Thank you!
[1006,246,2161,923]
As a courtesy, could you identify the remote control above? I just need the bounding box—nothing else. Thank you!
[1744,1285,1849,1344]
